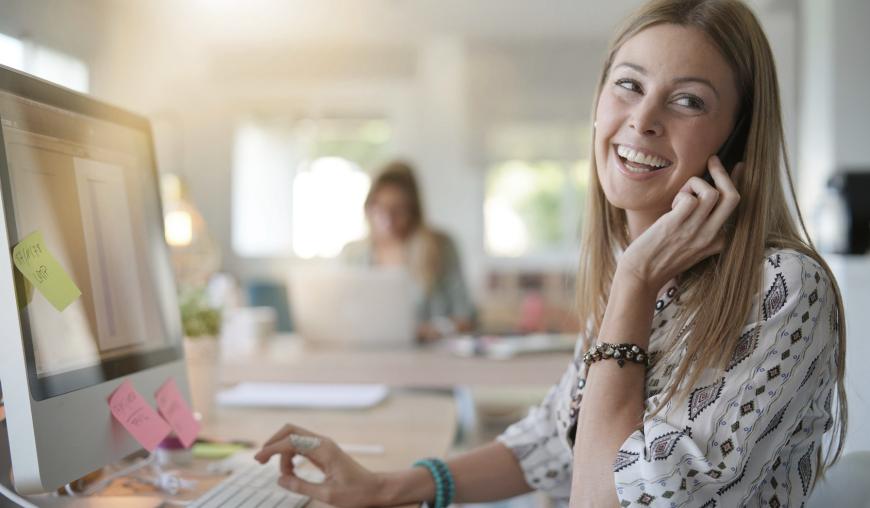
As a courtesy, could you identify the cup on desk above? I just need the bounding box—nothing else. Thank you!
[184,336,220,421]
[221,306,277,355]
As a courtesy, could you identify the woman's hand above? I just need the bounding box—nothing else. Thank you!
[618,155,743,293]
[255,424,386,507]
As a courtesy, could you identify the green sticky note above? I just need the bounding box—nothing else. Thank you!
[13,268,34,308]
[191,442,246,460]
[12,231,81,312]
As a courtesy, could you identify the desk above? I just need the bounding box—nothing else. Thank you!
[35,390,456,508]
[203,390,457,477]
[221,337,574,389]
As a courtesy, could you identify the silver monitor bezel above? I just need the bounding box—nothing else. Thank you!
[0,64,189,494]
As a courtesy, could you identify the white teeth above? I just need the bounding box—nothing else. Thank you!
[616,145,670,168]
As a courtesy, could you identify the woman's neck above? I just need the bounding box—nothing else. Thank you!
[372,236,408,266]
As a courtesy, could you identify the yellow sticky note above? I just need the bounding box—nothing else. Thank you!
[13,269,34,308]
[12,231,81,312]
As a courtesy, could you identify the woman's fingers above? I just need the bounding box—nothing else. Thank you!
[701,158,742,236]
[281,450,295,476]
[668,190,699,223]
[256,434,338,473]
[677,176,721,230]
[261,423,319,450]
[278,474,330,502]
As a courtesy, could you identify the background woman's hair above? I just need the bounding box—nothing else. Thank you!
[574,0,847,480]
[365,160,425,231]
[365,160,445,293]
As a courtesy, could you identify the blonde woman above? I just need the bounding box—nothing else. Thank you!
[341,160,475,342]
[256,0,847,506]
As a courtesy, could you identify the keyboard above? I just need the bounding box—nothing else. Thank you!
[188,460,310,508]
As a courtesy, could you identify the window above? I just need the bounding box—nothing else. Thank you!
[232,117,392,258]
[483,122,591,259]
[0,32,89,92]
[485,160,589,257]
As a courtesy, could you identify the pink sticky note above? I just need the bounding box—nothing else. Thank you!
[108,380,171,452]
[155,378,201,448]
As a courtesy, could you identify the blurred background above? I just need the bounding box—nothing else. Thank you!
[1,0,869,490]
[0,0,867,331]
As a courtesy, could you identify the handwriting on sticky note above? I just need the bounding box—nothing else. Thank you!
[108,380,171,452]
[12,231,81,311]
[155,378,201,448]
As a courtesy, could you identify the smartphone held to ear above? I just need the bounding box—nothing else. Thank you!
[703,113,749,184]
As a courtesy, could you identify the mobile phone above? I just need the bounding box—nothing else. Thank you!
[703,112,749,184]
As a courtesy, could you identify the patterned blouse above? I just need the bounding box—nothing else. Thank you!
[497,249,840,507]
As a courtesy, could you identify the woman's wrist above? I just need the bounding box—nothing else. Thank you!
[612,265,660,303]
[375,467,435,506]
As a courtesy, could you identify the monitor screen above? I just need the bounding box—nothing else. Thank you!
[0,73,182,400]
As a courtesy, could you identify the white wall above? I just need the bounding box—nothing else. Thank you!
[798,0,870,212]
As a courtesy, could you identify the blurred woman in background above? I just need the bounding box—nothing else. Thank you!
[341,160,474,342]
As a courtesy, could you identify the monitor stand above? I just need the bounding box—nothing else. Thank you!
[1,407,160,507]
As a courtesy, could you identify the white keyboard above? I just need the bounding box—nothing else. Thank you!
[188,461,309,508]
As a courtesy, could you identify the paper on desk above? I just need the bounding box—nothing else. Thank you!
[216,382,389,409]
[155,378,201,448]
[108,379,171,452]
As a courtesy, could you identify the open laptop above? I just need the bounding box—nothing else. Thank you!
[288,266,417,348]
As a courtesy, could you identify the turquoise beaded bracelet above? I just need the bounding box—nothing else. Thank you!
[413,458,455,508]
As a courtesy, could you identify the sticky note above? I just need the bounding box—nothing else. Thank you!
[12,231,81,311]
[191,442,246,460]
[108,380,171,452]
[13,269,34,308]
[155,378,201,449]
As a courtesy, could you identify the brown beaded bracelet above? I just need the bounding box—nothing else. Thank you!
[582,342,649,368]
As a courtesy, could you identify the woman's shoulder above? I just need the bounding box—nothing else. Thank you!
[759,247,831,288]
[755,247,837,322]
[340,238,372,264]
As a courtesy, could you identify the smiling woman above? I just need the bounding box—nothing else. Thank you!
[252,1,847,507]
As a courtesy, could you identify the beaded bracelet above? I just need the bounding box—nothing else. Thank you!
[582,342,649,368]
[412,458,455,508]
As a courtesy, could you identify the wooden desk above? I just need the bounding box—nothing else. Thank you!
[221,337,573,389]
[39,391,455,508]
[203,389,457,476]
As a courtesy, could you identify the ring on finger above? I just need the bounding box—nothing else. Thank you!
[289,434,322,453]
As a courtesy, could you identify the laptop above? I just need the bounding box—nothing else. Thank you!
[288,266,417,348]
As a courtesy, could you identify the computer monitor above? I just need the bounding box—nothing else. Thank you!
[0,64,190,494]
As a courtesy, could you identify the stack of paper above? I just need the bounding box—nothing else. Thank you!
[216,383,389,409]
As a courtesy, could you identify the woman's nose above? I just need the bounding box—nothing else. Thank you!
[628,99,664,136]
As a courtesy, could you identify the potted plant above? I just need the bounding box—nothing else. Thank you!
[179,288,221,421]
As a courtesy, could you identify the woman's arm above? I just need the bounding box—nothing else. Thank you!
[257,426,532,507]
[569,158,741,507]
[377,441,532,505]
[569,273,656,507]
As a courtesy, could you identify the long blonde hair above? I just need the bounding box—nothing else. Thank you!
[575,0,847,477]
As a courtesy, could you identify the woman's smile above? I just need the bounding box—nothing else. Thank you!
[612,143,674,181]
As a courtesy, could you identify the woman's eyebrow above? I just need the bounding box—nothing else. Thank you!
[614,62,720,99]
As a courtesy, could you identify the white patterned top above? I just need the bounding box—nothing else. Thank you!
[496,249,840,507]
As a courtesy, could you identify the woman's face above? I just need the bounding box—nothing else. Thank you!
[594,23,741,217]
[368,184,415,241]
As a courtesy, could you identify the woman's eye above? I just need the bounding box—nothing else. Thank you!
[674,95,705,110]
[615,78,641,93]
